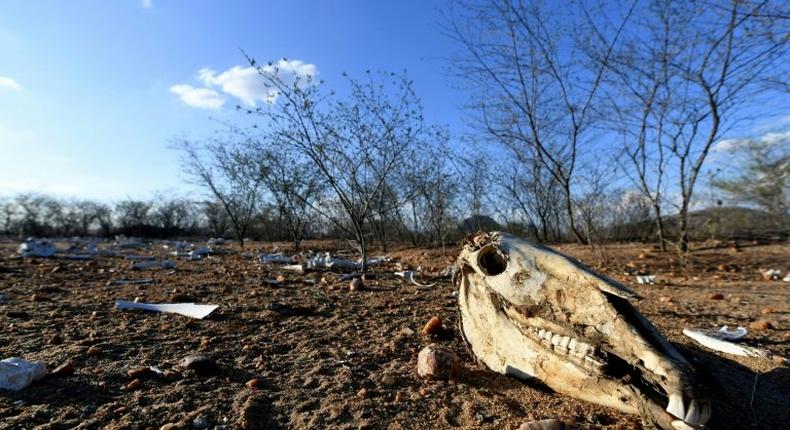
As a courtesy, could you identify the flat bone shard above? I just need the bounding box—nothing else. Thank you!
[455,232,711,430]
[115,300,218,319]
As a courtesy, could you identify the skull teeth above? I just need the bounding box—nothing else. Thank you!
[666,394,685,420]
[529,328,596,362]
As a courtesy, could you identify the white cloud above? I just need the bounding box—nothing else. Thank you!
[713,130,790,152]
[170,59,318,109]
[199,60,318,106]
[712,138,741,152]
[713,129,790,152]
[0,76,21,91]
[169,84,226,109]
[142,0,153,8]
[761,130,790,146]
[197,66,270,107]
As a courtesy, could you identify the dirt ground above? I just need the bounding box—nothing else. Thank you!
[0,237,788,430]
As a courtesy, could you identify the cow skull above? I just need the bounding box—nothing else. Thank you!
[455,232,711,429]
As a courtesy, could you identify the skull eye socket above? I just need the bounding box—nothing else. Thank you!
[477,247,507,276]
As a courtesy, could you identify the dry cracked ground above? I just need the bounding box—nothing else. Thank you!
[0,238,788,429]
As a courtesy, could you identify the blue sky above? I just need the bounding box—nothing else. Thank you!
[0,0,786,205]
[0,0,463,200]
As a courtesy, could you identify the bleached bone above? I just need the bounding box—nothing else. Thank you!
[18,239,56,258]
[394,270,436,287]
[115,300,217,319]
[682,327,769,358]
[258,253,295,264]
[455,232,711,430]
[131,260,176,270]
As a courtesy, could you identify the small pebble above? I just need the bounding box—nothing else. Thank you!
[246,378,261,389]
[50,361,75,377]
[380,373,396,386]
[179,354,219,376]
[749,320,775,331]
[192,415,209,429]
[87,346,102,356]
[124,378,143,390]
[421,316,443,335]
[417,343,461,380]
[519,419,575,430]
[708,293,724,300]
[127,367,152,379]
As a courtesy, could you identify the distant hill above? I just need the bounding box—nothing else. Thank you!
[459,215,502,234]
[661,206,788,242]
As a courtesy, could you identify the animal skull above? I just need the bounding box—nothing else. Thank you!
[455,232,710,429]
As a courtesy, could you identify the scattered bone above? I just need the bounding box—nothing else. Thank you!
[394,270,436,287]
[762,269,781,281]
[636,275,656,284]
[416,344,460,380]
[306,252,360,270]
[131,260,176,270]
[0,358,47,391]
[108,279,154,286]
[683,326,769,358]
[18,239,56,258]
[189,247,210,260]
[124,255,155,261]
[115,300,218,319]
[282,264,304,273]
[115,236,144,249]
[258,254,294,264]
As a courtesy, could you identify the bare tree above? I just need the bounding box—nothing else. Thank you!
[398,137,460,251]
[446,0,636,244]
[248,61,427,270]
[174,136,264,247]
[253,145,323,251]
[712,134,789,215]
[602,0,788,251]
[0,197,17,235]
[202,200,230,238]
[94,203,114,237]
[115,200,152,231]
[152,197,198,234]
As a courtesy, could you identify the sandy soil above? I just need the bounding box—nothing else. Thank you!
[0,238,788,429]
